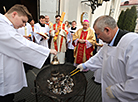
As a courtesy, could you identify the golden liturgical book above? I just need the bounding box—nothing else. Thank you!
[37,32,49,39]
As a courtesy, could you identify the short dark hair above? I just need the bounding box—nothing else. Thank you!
[72,21,77,24]
[39,15,45,19]
[55,15,61,18]
[28,16,33,23]
[7,4,32,20]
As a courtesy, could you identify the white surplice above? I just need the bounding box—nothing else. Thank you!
[84,33,138,102]
[0,14,50,96]
[34,23,49,48]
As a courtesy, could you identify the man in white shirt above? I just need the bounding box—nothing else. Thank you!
[67,21,77,64]
[0,4,57,102]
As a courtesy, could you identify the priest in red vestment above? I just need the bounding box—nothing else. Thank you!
[50,15,68,64]
[73,20,96,71]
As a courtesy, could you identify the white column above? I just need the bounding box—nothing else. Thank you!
[113,0,121,21]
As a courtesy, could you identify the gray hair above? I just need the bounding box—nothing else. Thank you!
[93,15,117,32]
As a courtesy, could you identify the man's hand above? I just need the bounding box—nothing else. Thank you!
[76,64,84,71]
[106,86,115,98]
[58,27,61,31]
[96,43,103,47]
[79,39,85,43]
[42,36,47,40]
[50,49,57,55]
[23,36,30,40]
[44,33,48,36]
[71,33,74,36]
[55,30,58,33]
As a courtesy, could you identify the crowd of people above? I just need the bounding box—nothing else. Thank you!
[1,4,138,102]
[20,11,99,71]
[0,4,99,102]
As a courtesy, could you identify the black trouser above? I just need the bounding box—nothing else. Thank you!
[0,93,14,102]
[44,55,50,65]
[66,49,74,64]
[23,63,34,73]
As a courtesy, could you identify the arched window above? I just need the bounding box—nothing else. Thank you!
[124,1,129,5]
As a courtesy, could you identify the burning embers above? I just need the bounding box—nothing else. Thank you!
[47,70,74,95]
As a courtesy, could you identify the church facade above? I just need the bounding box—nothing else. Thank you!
[0,0,121,28]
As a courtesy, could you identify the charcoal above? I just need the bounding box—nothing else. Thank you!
[47,72,74,95]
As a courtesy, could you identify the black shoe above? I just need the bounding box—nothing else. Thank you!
[92,76,95,80]
[94,81,101,85]
[92,77,101,85]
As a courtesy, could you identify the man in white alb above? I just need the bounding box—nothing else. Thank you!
[0,4,57,102]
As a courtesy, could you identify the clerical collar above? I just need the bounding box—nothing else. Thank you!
[83,29,87,31]
[71,27,77,30]
[46,22,49,24]
[109,29,119,46]
[39,21,45,27]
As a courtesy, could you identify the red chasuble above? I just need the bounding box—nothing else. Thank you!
[74,31,94,64]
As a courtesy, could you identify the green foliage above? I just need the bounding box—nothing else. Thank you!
[117,10,125,29]
[117,6,137,32]
[123,8,132,31]
[130,6,137,31]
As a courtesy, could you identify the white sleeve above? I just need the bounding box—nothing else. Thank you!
[27,23,32,35]
[45,25,50,36]
[50,24,55,37]
[67,29,71,43]
[0,27,50,68]
[17,27,24,36]
[86,40,92,48]
[84,46,104,71]
[74,39,79,46]
[51,30,55,37]
[34,24,42,43]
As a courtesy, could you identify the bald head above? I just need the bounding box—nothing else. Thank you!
[45,15,50,23]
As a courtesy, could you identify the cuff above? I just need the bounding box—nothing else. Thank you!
[111,86,116,98]
[82,63,87,70]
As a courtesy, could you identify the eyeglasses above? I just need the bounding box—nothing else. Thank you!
[56,19,60,20]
